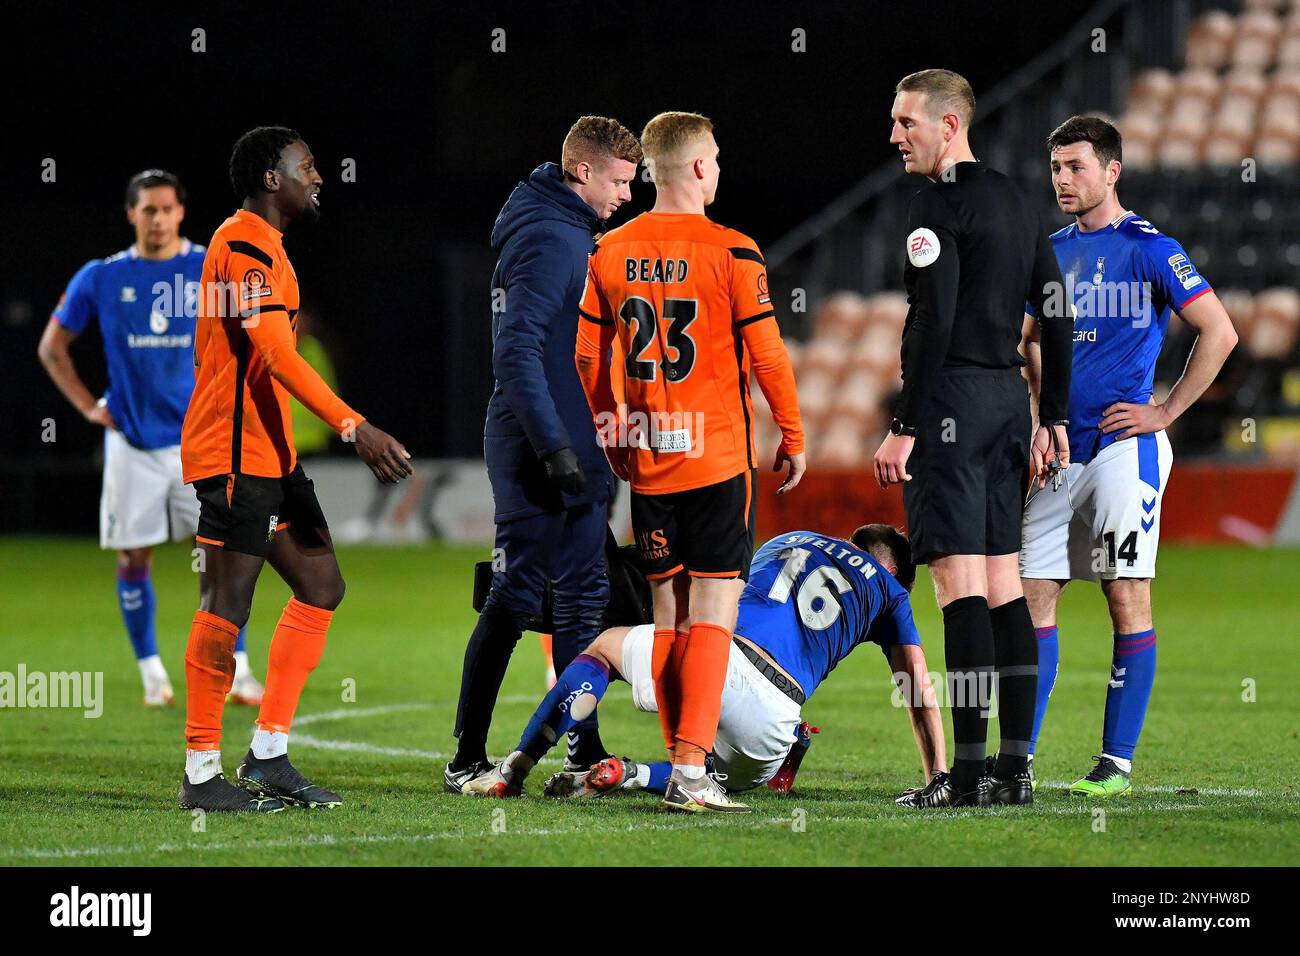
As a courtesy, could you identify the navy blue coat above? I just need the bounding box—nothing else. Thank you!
[485,162,614,522]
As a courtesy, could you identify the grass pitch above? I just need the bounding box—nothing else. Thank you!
[1,537,1297,866]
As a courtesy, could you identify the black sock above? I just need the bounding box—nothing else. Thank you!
[451,600,523,770]
[990,596,1038,779]
[567,721,610,767]
[943,595,996,791]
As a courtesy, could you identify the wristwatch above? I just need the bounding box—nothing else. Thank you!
[890,418,917,437]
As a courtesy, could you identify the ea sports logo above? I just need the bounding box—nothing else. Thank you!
[906,227,941,268]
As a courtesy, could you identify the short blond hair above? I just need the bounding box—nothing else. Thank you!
[561,116,643,174]
[640,111,714,180]
[896,69,976,127]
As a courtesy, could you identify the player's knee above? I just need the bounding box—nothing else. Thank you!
[484,573,545,627]
[1103,578,1150,629]
[203,596,251,630]
[302,573,345,612]
[586,628,622,669]
[118,548,152,571]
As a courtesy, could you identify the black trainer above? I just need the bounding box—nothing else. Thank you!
[989,770,1034,805]
[896,771,958,808]
[178,772,285,812]
[236,751,341,808]
[443,758,496,794]
[951,773,995,807]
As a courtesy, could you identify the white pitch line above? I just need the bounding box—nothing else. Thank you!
[291,734,448,760]
[1039,781,1280,799]
[2,799,1230,862]
[293,702,432,727]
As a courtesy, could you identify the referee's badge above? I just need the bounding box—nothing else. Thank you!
[906,227,941,268]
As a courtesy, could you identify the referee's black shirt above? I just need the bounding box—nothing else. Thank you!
[894,160,1072,428]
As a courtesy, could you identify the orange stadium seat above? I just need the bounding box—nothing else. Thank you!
[830,369,887,421]
[812,290,870,342]
[1177,69,1222,108]
[1278,33,1300,67]
[1255,134,1300,166]
[1128,68,1176,113]
[1159,133,1204,169]
[852,324,902,379]
[1231,11,1282,70]
[1185,11,1236,70]
[1243,0,1289,13]
[865,290,908,333]
[800,336,852,382]
[1246,288,1300,360]
[1122,137,1158,170]
[1222,70,1268,111]
[1119,110,1162,148]
[813,419,871,469]
[796,367,836,420]
[1204,131,1252,167]
[1218,289,1258,341]
[1271,69,1300,100]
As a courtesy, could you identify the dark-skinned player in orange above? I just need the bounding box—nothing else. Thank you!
[177,126,413,812]
[577,111,806,812]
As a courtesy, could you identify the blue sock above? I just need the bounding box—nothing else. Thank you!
[516,655,609,762]
[235,625,247,653]
[1030,625,1059,755]
[643,761,672,795]
[1102,629,1157,761]
[116,566,157,659]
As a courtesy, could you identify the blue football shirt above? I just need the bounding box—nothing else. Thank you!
[735,531,921,698]
[52,241,205,450]
[1034,212,1211,462]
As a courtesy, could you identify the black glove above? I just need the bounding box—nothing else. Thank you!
[542,447,586,496]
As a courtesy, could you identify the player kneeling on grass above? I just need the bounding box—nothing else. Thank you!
[463,524,954,810]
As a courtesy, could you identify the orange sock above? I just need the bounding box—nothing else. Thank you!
[539,633,556,689]
[674,622,732,761]
[257,598,332,734]
[651,628,682,754]
[184,610,240,750]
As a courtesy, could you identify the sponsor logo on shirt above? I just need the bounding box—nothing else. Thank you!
[906,227,941,268]
[241,268,272,300]
[1167,253,1202,291]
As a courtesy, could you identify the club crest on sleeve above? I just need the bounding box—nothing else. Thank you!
[242,268,271,301]
[906,227,940,268]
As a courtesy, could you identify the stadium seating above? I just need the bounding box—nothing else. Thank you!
[763,286,1300,469]
[1119,4,1300,171]
[761,2,1299,469]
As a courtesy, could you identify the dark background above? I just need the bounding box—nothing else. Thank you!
[1,0,1099,529]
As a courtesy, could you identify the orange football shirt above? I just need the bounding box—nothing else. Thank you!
[576,212,804,494]
[182,209,361,483]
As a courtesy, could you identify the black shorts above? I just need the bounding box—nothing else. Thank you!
[630,469,757,581]
[193,465,330,558]
[903,368,1030,563]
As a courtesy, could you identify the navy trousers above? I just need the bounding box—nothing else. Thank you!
[452,499,609,764]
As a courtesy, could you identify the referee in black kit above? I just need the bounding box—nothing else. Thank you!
[873,69,1073,808]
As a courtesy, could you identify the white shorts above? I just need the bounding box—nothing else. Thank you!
[620,624,803,791]
[100,429,200,550]
[1020,430,1173,581]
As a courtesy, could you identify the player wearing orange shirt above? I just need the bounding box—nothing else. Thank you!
[576,111,806,812]
[177,126,412,813]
